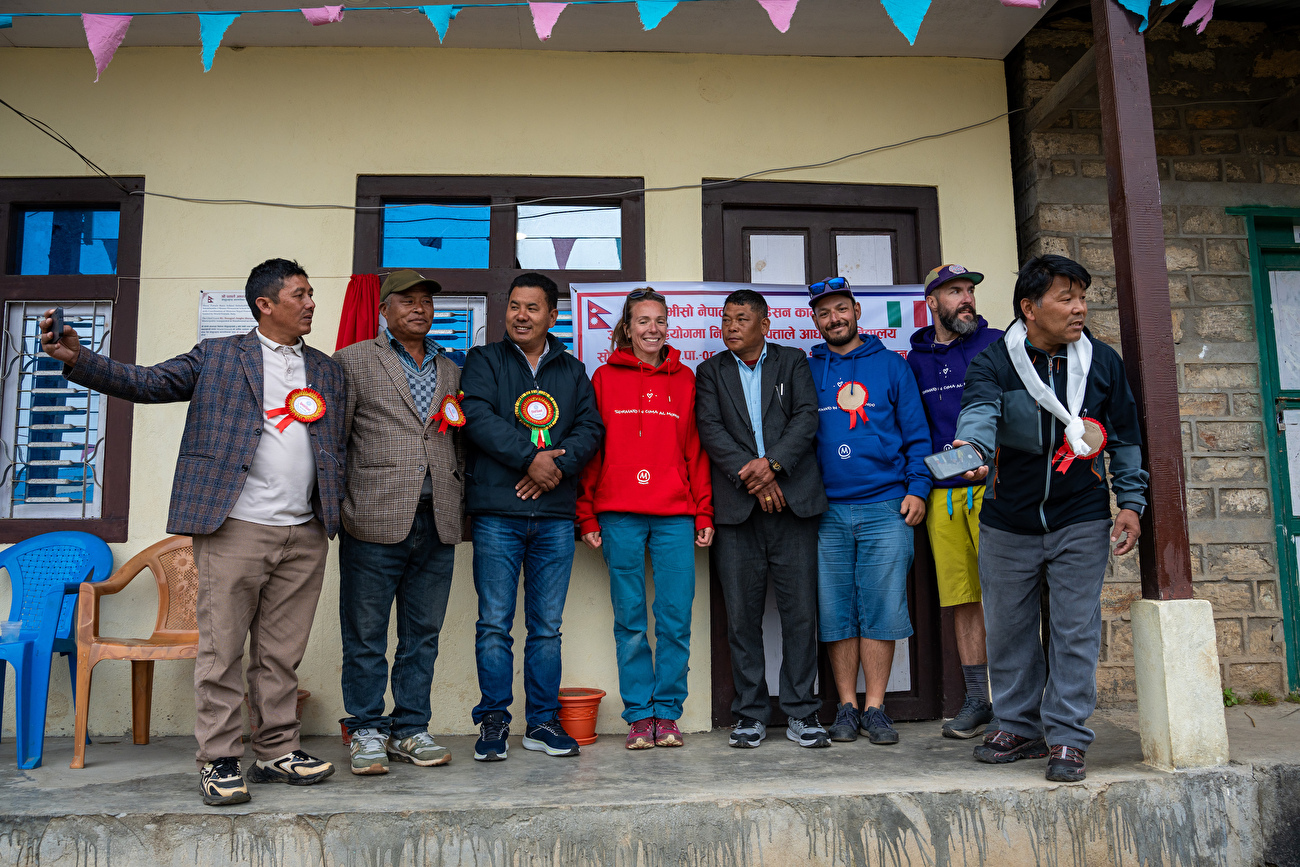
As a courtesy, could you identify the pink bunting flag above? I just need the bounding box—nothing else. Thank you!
[1183,0,1215,34]
[82,13,133,82]
[552,238,577,270]
[529,3,568,40]
[755,0,798,33]
[999,0,1042,7]
[301,6,345,26]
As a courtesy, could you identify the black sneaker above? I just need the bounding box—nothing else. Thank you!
[1046,745,1087,782]
[786,713,831,748]
[728,717,766,748]
[474,711,510,762]
[859,706,899,745]
[523,718,580,757]
[245,750,334,786]
[942,696,995,740]
[973,730,1049,764]
[200,756,249,806]
[828,703,859,742]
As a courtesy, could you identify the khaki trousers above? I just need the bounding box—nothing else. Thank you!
[192,517,328,766]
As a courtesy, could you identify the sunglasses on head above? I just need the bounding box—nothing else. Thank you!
[627,288,666,302]
[808,277,850,297]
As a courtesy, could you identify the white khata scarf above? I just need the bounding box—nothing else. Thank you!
[1004,319,1104,470]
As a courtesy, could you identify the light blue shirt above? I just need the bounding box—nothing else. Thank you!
[732,343,768,457]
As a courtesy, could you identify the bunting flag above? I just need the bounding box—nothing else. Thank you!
[999,0,1042,7]
[421,5,462,41]
[198,12,239,71]
[0,16,11,29]
[636,0,677,30]
[82,13,132,82]
[755,0,798,33]
[1113,0,1176,31]
[552,237,576,269]
[529,2,568,40]
[1182,0,1215,34]
[878,0,930,45]
[301,5,345,26]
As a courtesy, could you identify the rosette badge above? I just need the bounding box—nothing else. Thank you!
[432,393,466,434]
[266,387,326,432]
[515,389,559,448]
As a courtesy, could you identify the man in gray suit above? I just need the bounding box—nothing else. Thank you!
[695,289,830,750]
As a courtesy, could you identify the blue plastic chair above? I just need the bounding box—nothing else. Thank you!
[0,531,113,769]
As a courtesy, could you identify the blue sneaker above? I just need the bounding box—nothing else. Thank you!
[522,718,580,757]
[474,711,509,762]
[859,705,899,745]
[828,703,859,742]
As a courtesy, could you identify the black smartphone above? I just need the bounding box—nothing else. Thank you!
[923,444,985,480]
[46,307,64,347]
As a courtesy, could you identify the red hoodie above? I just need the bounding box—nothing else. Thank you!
[576,345,713,536]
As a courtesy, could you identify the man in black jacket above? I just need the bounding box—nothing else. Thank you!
[460,273,604,763]
[695,289,831,750]
[954,255,1148,783]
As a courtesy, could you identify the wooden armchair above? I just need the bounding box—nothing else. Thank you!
[71,535,199,769]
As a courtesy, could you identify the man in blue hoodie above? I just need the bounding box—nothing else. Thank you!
[807,277,932,746]
[907,264,1002,741]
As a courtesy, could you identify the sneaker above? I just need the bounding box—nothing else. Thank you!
[389,731,451,767]
[474,711,510,762]
[973,730,1049,764]
[654,718,684,748]
[245,750,335,786]
[828,703,860,742]
[859,706,899,745]
[942,696,995,740]
[200,756,250,806]
[1046,745,1087,782]
[626,718,656,750]
[728,718,766,749]
[348,727,390,775]
[786,713,831,748]
[523,718,581,757]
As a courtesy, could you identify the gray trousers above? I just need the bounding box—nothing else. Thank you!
[979,518,1111,750]
[713,509,820,724]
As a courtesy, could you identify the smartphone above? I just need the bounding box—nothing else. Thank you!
[46,307,64,347]
[924,444,985,480]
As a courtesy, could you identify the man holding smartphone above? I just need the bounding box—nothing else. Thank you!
[907,264,1002,740]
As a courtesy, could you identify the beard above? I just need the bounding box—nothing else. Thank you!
[823,323,858,346]
[938,304,978,337]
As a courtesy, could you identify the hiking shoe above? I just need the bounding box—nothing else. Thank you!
[973,730,1049,764]
[654,718,684,748]
[1046,745,1087,782]
[523,718,581,757]
[828,703,859,742]
[786,713,831,748]
[246,750,335,786]
[859,706,899,745]
[348,727,389,775]
[200,756,250,806]
[474,711,509,762]
[942,697,995,740]
[729,718,766,749]
[389,731,451,767]
[626,718,655,750]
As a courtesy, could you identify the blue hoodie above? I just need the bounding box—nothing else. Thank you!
[906,317,1004,489]
[809,336,932,505]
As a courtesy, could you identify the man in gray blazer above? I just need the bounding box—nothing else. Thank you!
[695,289,830,750]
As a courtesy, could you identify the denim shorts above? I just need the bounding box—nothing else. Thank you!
[816,500,915,642]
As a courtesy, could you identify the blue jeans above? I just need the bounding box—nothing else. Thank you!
[338,513,456,738]
[599,513,696,723]
[471,515,575,725]
[817,500,915,642]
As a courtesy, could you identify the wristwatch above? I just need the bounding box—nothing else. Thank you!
[766,457,782,474]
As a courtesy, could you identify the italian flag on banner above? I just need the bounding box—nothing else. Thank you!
[875,299,930,329]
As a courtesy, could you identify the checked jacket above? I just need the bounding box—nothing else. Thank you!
[65,329,347,537]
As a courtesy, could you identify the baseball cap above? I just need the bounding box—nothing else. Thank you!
[924,264,984,296]
[807,276,855,308]
[380,269,443,302]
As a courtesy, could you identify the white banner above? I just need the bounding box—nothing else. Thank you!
[197,289,256,342]
[569,281,929,377]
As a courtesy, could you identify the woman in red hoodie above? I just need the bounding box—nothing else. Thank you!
[578,288,714,750]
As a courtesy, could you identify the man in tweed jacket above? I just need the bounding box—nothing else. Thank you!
[42,259,345,807]
[333,269,464,775]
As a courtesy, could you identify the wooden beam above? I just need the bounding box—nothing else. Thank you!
[1092,0,1194,601]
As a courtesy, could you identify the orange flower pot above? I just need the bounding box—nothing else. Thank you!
[557,687,606,745]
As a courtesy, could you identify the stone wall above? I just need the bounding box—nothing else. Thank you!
[1005,15,1300,702]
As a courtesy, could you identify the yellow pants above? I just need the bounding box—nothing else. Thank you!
[925,485,984,608]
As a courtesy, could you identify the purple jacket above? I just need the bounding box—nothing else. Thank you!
[907,317,1003,489]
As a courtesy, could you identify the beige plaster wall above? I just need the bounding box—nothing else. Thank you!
[0,45,1018,740]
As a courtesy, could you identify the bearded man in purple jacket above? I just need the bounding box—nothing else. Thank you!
[907,264,1003,740]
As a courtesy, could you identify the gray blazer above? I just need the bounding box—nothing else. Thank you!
[694,342,827,525]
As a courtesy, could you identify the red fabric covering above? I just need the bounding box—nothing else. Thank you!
[336,273,381,351]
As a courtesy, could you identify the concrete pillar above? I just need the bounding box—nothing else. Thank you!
[1131,599,1230,771]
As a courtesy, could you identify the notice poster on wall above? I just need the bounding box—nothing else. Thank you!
[197,290,257,342]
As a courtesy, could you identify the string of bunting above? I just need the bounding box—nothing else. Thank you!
[0,0,1216,81]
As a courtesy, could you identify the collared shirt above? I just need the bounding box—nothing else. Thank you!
[228,328,318,527]
[732,342,768,457]
[386,328,442,418]
[514,338,549,376]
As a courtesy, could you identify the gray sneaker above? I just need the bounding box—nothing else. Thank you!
[786,713,831,748]
[388,731,451,767]
[729,717,766,749]
[349,727,389,776]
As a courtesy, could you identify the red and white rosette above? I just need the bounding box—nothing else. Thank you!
[431,393,466,434]
[836,382,869,429]
[1052,417,1106,473]
[266,387,326,432]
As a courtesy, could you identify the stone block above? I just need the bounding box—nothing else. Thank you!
[1215,618,1244,656]
[1218,488,1271,517]
[1187,488,1214,518]
[1050,160,1076,176]
[1037,203,1112,234]
[1089,276,1117,306]
[1031,132,1101,159]
[1258,580,1279,612]
[1025,28,1092,49]
[1254,50,1300,78]
[1185,108,1246,129]
[1201,20,1266,48]
[1156,134,1193,156]
[1206,543,1276,575]
[1081,160,1107,178]
[1169,274,1191,304]
[1026,80,1058,101]
[1080,240,1115,273]
[1088,308,1121,345]
[1101,583,1143,618]
[1179,392,1228,417]
[1153,107,1182,129]
[1112,551,1141,583]
[1228,662,1285,695]
[1189,456,1267,482]
[1173,159,1223,182]
[1192,306,1254,342]
[1244,132,1279,156]
[1170,51,1216,71]
[1263,162,1300,185]
[1097,664,1137,699]
[1023,59,1051,80]
[1110,620,1133,658]
[1224,159,1262,184]
[1183,363,1258,389]
[1247,619,1284,656]
[1180,206,1225,235]
[1192,275,1251,302]
[1196,421,1262,452]
[1286,134,1300,157]
[1207,239,1248,272]
[1232,393,1262,417]
[1027,235,1072,259]
[1182,421,1193,452]
[1198,134,1240,155]
[1193,581,1254,611]
[1172,308,1185,343]
[1165,239,1202,271]
[1075,110,1101,129]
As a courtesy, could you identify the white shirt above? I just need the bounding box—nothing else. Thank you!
[227,329,318,526]
[514,339,549,375]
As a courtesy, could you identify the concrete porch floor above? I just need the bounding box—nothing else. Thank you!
[2,706,1299,866]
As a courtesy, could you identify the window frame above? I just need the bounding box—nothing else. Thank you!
[0,177,143,543]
